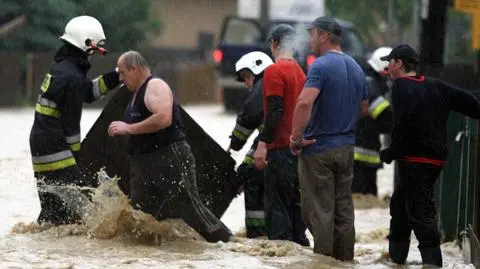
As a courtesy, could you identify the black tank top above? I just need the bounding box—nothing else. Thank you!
[125,76,186,155]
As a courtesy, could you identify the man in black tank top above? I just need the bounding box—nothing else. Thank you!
[108,51,231,243]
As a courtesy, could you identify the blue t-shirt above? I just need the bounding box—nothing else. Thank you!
[302,51,367,156]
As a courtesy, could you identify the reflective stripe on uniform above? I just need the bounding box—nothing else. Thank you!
[246,218,265,227]
[92,75,109,99]
[40,73,52,93]
[65,133,81,152]
[233,123,254,141]
[257,123,265,133]
[33,157,76,172]
[69,143,81,152]
[32,150,76,172]
[246,210,265,219]
[32,150,73,164]
[368,96,390,120]
[37,95,57,108]
[242,149,255,164]
[35,102,61,118]
[65,133,81,144]
[354,146,381,164]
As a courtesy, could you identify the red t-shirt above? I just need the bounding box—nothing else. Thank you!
[262,59,306,150]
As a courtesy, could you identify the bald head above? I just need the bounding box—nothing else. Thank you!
[117,50,152,91]
[118,50,150,72]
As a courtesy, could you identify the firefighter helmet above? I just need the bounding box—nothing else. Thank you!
[60,16,106,54]
[235,51,273,81]
[368,46,393,73]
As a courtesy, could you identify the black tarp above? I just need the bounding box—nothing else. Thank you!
[77,87,242,218]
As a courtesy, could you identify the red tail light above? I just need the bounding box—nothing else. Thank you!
[307,55,316,68]
[213,49,223,64]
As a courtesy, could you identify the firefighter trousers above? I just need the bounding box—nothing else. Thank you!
[352,161,378,196]
[388,160,443,267]
[35,165,91,225]
[128,140,232,243]
[244,168,266,238]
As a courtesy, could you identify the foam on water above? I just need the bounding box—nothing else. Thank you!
[12,169,203,245]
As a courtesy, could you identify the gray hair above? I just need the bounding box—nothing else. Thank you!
[119,50,150,71]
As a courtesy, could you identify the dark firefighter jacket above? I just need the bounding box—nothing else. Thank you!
[29,44,120,173]
[354,72,393,168]
[229,78,264,165]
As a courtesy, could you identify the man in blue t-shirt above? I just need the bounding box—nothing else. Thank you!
[289,16,368,261]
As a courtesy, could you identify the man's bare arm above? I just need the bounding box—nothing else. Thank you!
[128,78,173,135]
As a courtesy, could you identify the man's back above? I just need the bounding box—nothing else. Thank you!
[263,59,306,150]
[390,76,480,160]
[303,51,367,155]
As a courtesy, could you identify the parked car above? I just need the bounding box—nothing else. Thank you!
[213,15,368,112]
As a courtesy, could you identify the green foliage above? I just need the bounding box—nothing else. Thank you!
[75,0,163,52]
[444,8,475,63]
[326,0,415,46]
[0,0,162,52]
[0,0,77,51]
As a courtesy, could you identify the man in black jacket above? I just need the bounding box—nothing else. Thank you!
[379,44,480,267]
[229,51,273,238]
[30,16,120,225]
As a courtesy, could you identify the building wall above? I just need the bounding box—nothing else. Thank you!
[150,0,237,48]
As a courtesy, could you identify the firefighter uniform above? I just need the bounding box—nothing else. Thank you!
[352,69,392,195]
[30,43,119,225]
[229,77,266,238]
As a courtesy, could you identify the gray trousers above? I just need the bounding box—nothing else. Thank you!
[298,145,355,261]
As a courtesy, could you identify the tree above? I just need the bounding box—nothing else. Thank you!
[74,0,162,52]
[0,0,162,52]
[0,0,78,52]
[326,0,415,48]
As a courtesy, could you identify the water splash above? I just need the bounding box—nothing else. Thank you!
[12,169,203,245]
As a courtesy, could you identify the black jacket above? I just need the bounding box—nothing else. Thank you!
[381,75,480,163]
[229,78,264,152]
[30,44,119,173]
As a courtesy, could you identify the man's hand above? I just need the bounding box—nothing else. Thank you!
[253,141,268,170]
[108,121,131,136]
[289,136,316,155]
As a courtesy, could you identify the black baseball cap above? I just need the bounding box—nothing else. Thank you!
[267,24,295,43]
[306,16,342,37]
[380,44,419,63]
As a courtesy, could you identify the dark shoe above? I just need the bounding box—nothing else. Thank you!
[419,246,443,267]
[37,192,82,226]
[294,236,310,247]
[389,240,410,264]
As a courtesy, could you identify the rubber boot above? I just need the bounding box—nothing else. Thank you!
[419,246,443,267]
[388,240,410,264]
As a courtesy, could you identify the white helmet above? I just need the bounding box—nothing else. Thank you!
[60,16,106,54]
[368,47,393,73]
[235,51,273,80]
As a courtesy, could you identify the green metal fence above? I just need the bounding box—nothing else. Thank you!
[436,113,478,243]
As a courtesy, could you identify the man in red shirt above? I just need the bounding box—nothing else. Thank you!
[253,24,309,245]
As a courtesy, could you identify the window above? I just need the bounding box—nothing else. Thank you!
[223,18,262,45]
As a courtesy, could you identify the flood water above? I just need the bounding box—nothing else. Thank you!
[0,106,474,268]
